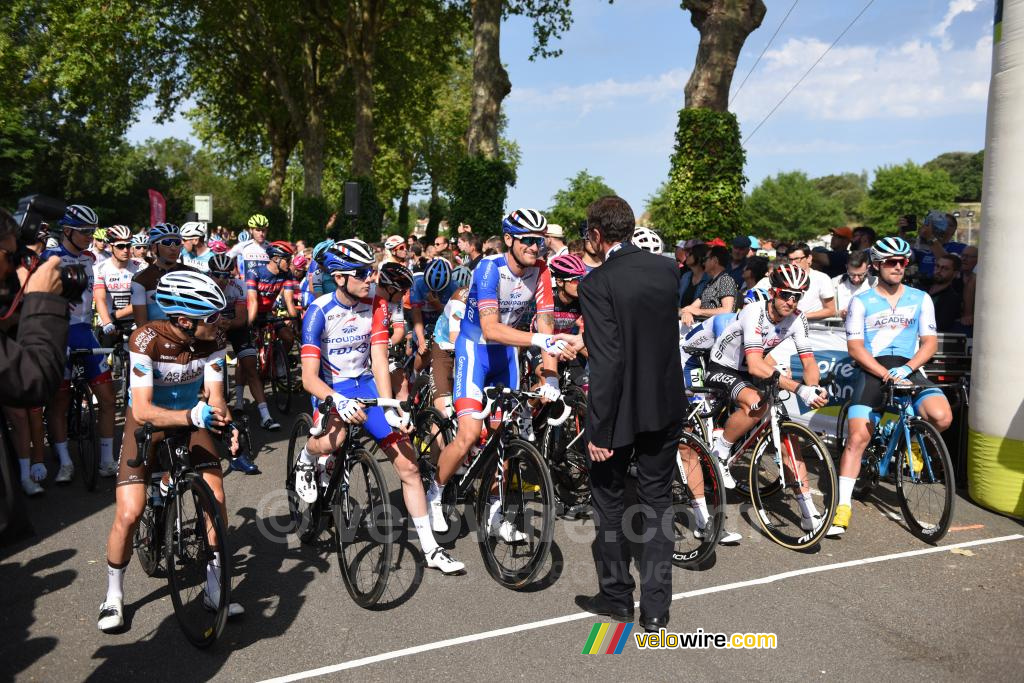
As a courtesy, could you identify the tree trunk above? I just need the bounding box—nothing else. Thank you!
[351,51,376,177]
[683,0,766,111]
[302,108,326,197]
[425,179,441,241]
[263,121,296,207]
[398,187,411,235]
[466,0,510,159]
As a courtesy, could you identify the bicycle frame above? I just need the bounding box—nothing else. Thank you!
[869,387,938,484]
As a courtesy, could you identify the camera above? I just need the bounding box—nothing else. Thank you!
[7,194,89,304]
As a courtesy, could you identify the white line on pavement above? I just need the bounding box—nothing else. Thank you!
[259,533,1023,682]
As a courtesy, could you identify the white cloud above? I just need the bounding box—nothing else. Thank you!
[507,69,688,116]
[932,0,981,49]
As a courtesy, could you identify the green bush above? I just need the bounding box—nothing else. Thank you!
[450,155,516,233]
[659,108,747,241]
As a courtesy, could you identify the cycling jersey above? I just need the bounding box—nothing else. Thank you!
[88,246,111,265]
[367,283,406,331]
[459,254,554,344]
[299,264,320,307]
[433,296,466,351]
[246,264,296,314]
[845,285,936,357]
[181,248,214,272]
[710,300,813,372]
[128,320,226,409]
[130,262,195,321]
[300,292,391,383]
[680,313,736,392]
[229,240,269,279]
[94,258,141,316]
[410,274,457,328]
[534,291,582,334]
[220,278,247,320]
[41,244,96,326]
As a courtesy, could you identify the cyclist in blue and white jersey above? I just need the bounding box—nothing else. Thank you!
[427,208,576,543]
[180,221,214,272]
[410,257,458,374]
[43,205,119,482]
[299,239,335,307]
[295,240,464,574]
[828,237,952,537]
[428,265,473,414]
[98,270,243,631]
[130,223,193,325]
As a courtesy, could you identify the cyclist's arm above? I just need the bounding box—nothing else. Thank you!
[792,313,820,387]
[370,343,392,400]
[130,281,148,325]
[534,312,559,379]
[204,350,230,420]
[411,307,427,350]
[906,294,939,371]
[129,385,192,428]
[94,283,113,327]
[246,289,259,326]
[746,350,800,392]
[299,303,338,402]
[847,339,889,380]
[282,286,297,318]
[478,308,536,347]
[300,356,335,402]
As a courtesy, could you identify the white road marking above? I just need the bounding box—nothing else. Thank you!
[260,534,1023,682]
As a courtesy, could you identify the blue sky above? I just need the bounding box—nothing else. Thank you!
[127,0,995,219]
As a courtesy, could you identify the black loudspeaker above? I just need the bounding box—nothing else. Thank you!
[184,211,199,222]
[344,182,360,217]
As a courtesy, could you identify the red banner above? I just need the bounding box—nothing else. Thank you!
[148,189,166,227]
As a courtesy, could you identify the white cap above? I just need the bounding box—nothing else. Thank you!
[546,224,565,238]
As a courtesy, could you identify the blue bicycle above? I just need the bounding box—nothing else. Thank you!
[837,382,955,543]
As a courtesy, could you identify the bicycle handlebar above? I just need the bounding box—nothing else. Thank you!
[69,347,115,356]
[309,394,413,437]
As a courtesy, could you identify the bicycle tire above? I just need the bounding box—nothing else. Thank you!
[413,408,453,494]
[271,341,293,414]
[73,388,99,492]
[333,447,393,608]
[475,439,555,589]
[135,492,164,577]
[284,413,321,543]
[672,430,724,569]
[165,473,230,648]
[749,421,837,551]
[540,387,591,514]
[896,417,955,543]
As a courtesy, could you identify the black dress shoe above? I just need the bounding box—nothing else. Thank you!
[639,613,669,633]
[575,594,634,622]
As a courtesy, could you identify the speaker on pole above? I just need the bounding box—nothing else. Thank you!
[344,182,360,218]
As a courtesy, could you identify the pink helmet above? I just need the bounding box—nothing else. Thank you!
[548,253,587,280]
[291,252,309,269]
[208,238,229,254]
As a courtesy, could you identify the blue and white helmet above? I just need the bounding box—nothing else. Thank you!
[424,258,453,292]
[59,204,99,229]
[131,232,148,247]
[744,288,771,304]
[451,265,473,289]
[155,270,226,319]
[870,236,912,262]
[238,230,251,243]
[502,208,547,236]
[148,222,181,244]
[323,239,374,275]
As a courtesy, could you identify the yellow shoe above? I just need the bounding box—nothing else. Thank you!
[909,442,924,474]
[510,472,540,493]
[826,504,851,537]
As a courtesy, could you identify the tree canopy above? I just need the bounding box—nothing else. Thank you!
[861,161,957,234]
[923,150,984,203]
[744,171,845,242]
[546,170,616,238]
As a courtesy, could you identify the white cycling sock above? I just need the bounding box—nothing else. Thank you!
[106,562,126,602]
[257,402,271,421]
[54,442,72,467]
[412,516,438,554]
[797,491,818,519]
[18,458,29,480]
[711,436,734,462]
[426,479,441,503]
[299,446,315,466]
[206,551,223,603]
[691,497,709,527]
[100,437,114,466]
[838,476,856,508]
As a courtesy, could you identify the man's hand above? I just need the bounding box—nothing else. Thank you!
[326,213,337,231]
[24,255,62,295]
[417,337,428,356]
[680,309,695,327]
[588,442,614,462]
[228,425,240,456]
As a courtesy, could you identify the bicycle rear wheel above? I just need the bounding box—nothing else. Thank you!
[284,413,322,543]
[896,418,955,543]
[135,491,164,577]
[541,387,591,515]
[165,474,229,648]
[271,341,293,414]
[333,447,393,608]
[749,421,837,550]
[672,430,724,568]
[72,388,99,492]
[413,408,452,494]
[476,439,555,589]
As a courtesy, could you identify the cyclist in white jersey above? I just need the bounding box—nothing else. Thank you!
[828,237,952,537]
[94,224,141,342]
[180,221,214,272]
[427,209,576,543]
[705,265,829,503]
[295,240,464,574]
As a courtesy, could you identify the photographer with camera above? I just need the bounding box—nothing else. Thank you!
[42,205,119,482]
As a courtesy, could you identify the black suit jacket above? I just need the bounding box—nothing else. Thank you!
[579,244,684,449]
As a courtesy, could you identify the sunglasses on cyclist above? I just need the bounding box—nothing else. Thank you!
[110,242,131,250]
[210,271,233,279]
[155,238,182,247]
[775,288,804,303]
[346,267,374,281]
[515,235,545,249]
[199,311,221,325]
[70,227,96,236]
[879,257,908,269]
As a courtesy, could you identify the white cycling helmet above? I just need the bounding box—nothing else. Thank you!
[631,226,663,254]
[180,221,208,239]
[107,224,133,242]
[155,270,227,319]
[502,208,548,236]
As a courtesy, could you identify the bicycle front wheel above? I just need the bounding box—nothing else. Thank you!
[333,447,393,608]
[72,389,99,491]
[165,474,230,649]
[475,439,555,589]
[135,494,164,577]
[285,413,321,543]
[896,418,955,543]
[749,421,837,551]
[672,430,724,569]
[271,341,293,414]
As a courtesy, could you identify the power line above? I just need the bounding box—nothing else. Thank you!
[743,0,876,143]
[730,0,800,105]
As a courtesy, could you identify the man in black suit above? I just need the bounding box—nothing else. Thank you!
[573,196,684,632]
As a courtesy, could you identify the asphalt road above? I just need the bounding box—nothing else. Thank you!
[2,406,1022,682]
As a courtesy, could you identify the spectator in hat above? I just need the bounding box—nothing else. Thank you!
[826,226,853,278]
[545,224,568,258]
[706,237,727,248]
[726,235,750,287]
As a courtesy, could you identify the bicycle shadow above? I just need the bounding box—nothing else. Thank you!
[0,549,77,679]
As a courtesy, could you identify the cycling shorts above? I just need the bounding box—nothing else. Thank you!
[429,345,455,399]
[310,373,401,448]
[703,362,760,404]
[453,337,519,418]
[63,324,113,386]
[848,356,945,421]
[116,412,220,487]
[227,327,257,359]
